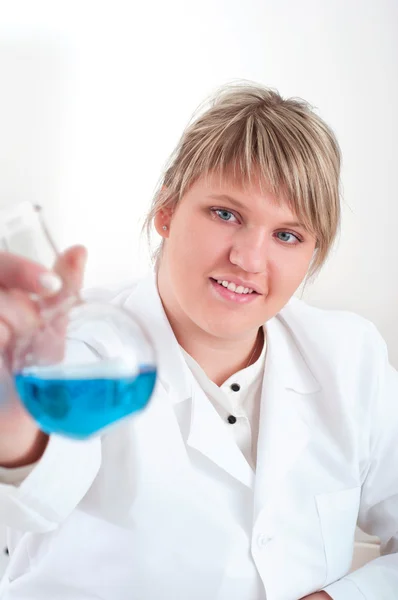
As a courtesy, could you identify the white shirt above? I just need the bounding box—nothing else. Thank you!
[181,335,266,468]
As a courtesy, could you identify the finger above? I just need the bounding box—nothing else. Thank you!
[29,246,87,319]
[53,245,88,292]
[0,252,63,296]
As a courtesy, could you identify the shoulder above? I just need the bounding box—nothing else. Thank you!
[81,278,144,306]
[278,296,387,362]
[280,295,379,338]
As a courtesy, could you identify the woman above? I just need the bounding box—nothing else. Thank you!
[0,83,397,600]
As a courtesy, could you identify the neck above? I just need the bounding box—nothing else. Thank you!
[157,270,264,386]
[181,327,264,386]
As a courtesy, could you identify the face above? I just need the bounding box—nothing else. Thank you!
[155,172,317,343]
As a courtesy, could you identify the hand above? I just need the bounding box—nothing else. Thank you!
[0,245,87,467]
[0,245,87,358]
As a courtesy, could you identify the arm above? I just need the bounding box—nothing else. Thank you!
[321,325,398,600]
[0,247,103,532]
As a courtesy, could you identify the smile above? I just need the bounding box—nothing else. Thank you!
[209,278,259,304]
[215,279,254,295]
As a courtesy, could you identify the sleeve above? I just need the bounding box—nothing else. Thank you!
[0,434,101,533]
[323,325,398,600]
[0,335,103,534]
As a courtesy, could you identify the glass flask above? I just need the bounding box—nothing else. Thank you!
[0,201,156,438]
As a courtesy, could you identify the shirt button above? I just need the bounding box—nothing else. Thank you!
[227,415,237,424]
[257,533,272,548]
[230,383,240,392]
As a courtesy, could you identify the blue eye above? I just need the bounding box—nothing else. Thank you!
[277,231,301,244]
[213,209,237,222]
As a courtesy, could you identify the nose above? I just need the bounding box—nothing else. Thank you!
[229,227,269,274]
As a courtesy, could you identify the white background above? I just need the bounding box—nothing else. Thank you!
[0,0,397,360]
[0,0,396,567]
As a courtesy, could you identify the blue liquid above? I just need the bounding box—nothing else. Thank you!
[14,366,156,439]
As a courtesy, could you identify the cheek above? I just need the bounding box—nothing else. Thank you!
[165,227,204,294]
[271,249,313,291]
[171,220,227,271]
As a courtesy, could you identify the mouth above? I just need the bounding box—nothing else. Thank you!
[209,278,260,304]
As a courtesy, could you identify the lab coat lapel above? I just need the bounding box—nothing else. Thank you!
[254,314,321,516]
[187,382,254,488]
[123,273,191,404]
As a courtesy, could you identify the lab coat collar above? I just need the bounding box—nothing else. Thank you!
[265,308,321,395]
[184,313,322,491]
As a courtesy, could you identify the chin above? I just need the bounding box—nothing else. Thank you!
[195,313,254,340]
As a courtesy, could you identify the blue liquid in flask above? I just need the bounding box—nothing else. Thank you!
[14,365,156,439]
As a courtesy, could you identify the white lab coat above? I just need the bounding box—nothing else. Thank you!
[0,274,397,600]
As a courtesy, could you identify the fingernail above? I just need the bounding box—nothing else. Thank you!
[39,272,63,294]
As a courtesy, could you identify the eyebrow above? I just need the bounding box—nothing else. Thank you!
[207,193,307,229]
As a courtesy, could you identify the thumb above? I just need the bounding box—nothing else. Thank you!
[53,245,88,292]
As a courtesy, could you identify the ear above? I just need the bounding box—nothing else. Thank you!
[154,208,172,238]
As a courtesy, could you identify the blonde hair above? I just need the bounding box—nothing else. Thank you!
[144,82,341,278]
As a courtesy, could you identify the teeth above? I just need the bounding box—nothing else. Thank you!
[216,279,254,294]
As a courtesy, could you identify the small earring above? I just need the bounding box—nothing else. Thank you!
[162,225,168,231]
